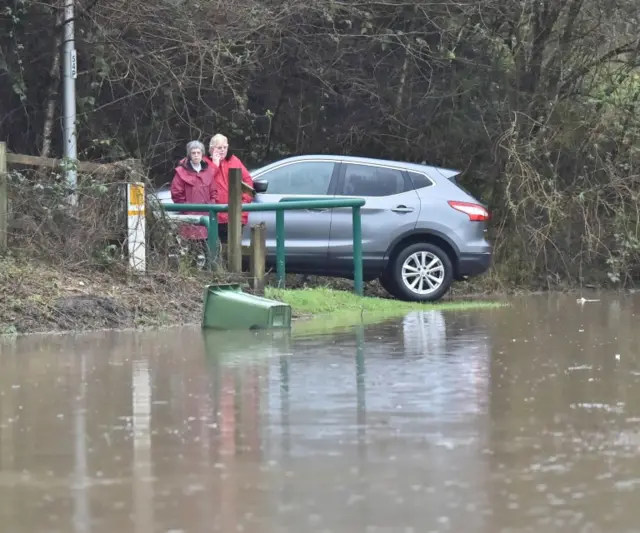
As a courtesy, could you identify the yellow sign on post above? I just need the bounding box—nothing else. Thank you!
[127,182,146,273]
[128,183,145,216]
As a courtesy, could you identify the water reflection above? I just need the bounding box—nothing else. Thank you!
[132,358,153,533]
[1,293,640,532]
[73,348,89,533]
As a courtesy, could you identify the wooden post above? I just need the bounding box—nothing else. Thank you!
[250,223,266,295]
[0,142,7,253]
[227,168,243,273]
[127,183,146,273]
[121,159,147,273]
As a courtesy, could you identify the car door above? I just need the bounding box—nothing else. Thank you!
[241,159,339,266]
[328,161,421,273]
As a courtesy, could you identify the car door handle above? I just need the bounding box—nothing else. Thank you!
[391,205,414,213]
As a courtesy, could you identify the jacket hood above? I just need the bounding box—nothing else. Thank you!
[176,157,209,172]
[174,157,212,186]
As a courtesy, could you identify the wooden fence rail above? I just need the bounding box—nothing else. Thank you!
[5,152,117,174]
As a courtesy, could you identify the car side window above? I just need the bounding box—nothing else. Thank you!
[259,161,335,195]
[341,164,408,197]
[407,171,434,190]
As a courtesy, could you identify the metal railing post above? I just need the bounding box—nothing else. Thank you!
[352,206,363,296]
[275,209,285,287]
[207,211,219,268]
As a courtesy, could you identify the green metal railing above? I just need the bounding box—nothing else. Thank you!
[163,199,366,295]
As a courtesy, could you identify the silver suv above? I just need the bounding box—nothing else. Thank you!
[156,154,492,301]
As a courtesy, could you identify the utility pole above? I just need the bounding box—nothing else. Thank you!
[63,0,77,204]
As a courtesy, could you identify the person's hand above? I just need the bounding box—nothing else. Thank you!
[211,151,221,166]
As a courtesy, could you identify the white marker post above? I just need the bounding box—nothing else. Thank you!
[127,183,146,273]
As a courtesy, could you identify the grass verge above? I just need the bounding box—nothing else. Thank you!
[265,286,504,315]
[265,286,505,335]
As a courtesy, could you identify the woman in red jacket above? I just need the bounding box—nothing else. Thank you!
[170,140,216,265]
[205,134,254,243]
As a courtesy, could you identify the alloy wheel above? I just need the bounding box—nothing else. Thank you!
[401,251,445,295]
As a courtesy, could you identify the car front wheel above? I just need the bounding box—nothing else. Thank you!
[387,242,454,302]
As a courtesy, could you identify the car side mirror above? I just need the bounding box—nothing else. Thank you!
[253,179,269,193]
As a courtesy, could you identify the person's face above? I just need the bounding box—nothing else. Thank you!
[210,141,228,159]
[190,148,203,165]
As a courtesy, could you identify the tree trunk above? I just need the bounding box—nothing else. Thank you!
[41,5,63,158]
[395,44,409,113]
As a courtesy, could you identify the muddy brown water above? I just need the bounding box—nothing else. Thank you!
[1,292,640,533]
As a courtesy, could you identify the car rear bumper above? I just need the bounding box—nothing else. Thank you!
[457,252,491,277]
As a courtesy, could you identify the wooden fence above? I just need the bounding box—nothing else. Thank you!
[0,144,266,293]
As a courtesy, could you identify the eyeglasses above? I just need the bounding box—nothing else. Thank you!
[211,145,228,150]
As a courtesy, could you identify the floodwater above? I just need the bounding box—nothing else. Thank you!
[1,293,640,533]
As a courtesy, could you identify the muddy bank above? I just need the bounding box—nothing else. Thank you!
[0,256,424,335]
[0,256,208,334]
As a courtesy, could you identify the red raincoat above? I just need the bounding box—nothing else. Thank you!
[170,158,216,240]
[204,154,254,225]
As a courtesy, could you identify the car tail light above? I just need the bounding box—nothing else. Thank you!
[448,201,490,221]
